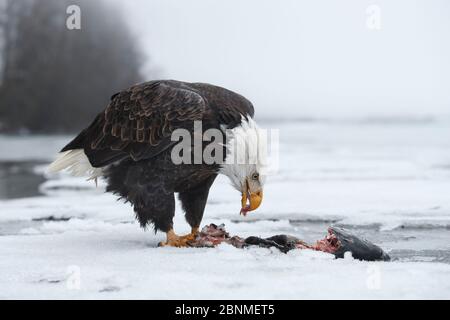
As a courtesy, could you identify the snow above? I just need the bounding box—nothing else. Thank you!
[1,120,450,299]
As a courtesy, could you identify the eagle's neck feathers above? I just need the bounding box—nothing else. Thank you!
[220,116,267,191]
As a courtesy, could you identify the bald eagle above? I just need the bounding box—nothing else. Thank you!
[48,80,266,247]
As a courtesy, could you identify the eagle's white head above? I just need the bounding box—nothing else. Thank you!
[220,116,267,215]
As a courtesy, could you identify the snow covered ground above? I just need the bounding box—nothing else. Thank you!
[1,118,450,299]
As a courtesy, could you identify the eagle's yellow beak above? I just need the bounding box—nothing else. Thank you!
[240,190,263,216]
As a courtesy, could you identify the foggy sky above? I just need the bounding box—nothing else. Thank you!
[117,0,450,119]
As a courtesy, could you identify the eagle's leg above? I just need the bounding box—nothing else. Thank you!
[128,187,187,247]
[178,175,217,243]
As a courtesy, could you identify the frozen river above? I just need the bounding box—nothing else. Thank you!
[1,119,450,299]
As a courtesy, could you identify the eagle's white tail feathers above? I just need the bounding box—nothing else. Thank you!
[47,149,103,180]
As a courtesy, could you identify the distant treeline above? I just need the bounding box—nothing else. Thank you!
[0,0,145,133]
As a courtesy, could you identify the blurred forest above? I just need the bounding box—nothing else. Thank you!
[0,0,144,133]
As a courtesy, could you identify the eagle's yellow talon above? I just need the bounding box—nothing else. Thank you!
[158,228,199,247]
[183,227,200,240]
[179,227,199,244]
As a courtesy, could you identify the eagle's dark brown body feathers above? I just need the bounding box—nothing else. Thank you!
[60,80,254,232]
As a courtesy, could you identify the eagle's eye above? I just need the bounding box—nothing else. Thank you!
[251,173,259,180]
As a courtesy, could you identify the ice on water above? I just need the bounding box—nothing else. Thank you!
[1,119,450,299]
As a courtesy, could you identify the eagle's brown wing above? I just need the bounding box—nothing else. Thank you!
[63,81,207,167]
[189,82,255,127]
